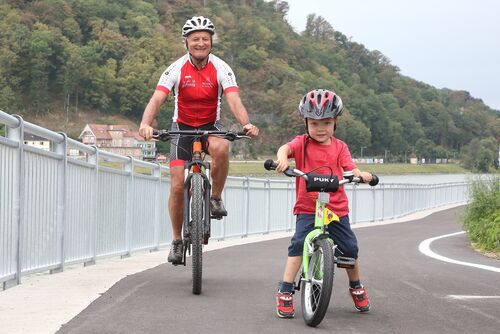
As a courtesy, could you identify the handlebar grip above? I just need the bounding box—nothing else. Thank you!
[264,159,277,171]
[369,174,379,186]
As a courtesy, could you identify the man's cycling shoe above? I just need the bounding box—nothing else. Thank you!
[210,197,227,217]
[167,239,183,265]
[276,291,295,318]
[349,286,370,312]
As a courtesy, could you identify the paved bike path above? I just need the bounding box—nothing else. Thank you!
[2,205,499,333]
[52,206,499,334]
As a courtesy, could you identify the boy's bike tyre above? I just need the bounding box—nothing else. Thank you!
[301,238,335,327]
[191,174,204,295]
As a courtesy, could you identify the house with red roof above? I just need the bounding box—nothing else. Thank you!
[79,124,156,160]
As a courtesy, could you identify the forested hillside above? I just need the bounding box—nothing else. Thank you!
[0,0,498,170]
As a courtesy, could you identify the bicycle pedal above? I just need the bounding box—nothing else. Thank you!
[336,256,355,268]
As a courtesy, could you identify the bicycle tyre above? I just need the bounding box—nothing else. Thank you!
[191,174,204,295]
[301,238,335,327]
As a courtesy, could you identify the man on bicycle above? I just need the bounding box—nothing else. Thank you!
[139,16,259,265]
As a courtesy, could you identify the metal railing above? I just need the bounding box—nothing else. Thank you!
[0,110,470,290]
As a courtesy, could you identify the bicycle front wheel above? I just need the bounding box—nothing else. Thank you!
[190,174,204,295]
[301,238,335,327]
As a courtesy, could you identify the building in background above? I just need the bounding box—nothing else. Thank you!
[79,124,156,160]
[24,133,50,151]
[133,131,157,161]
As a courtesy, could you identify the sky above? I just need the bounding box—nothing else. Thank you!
[284,0,500,111]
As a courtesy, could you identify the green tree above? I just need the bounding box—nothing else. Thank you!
[462,137,498,172]
[28,23,55,114]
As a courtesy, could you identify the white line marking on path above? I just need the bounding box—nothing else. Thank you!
[447,295,500,300]
[418,231,500,273]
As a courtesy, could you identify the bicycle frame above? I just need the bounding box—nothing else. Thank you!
[182,136,212,251]
[302,191,340,282]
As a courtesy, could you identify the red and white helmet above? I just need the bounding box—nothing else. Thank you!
[182,16,215,38]
[298,89,343,119]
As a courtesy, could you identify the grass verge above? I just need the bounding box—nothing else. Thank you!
[461,175,500,257]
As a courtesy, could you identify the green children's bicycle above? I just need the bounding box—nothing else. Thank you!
[264,159,379,327]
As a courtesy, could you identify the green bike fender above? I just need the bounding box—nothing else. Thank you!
[302,229,324,281]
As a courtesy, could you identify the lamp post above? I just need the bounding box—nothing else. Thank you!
[361,146,366,159]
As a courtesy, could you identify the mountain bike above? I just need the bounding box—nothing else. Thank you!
[264,159,379,326]
[154,129,249,294]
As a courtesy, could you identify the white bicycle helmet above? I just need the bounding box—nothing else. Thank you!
[182,16,215,38]
[298,89,343,119]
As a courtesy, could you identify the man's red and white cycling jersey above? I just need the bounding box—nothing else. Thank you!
[156,53,239,127]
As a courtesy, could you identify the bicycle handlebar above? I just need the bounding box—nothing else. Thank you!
[152,129,250,142]
[264,159,379,187]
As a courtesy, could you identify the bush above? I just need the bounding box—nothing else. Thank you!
[462,176,500,254]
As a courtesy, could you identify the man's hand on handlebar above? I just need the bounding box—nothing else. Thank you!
[243,123,259,138]
[139,123,154,141]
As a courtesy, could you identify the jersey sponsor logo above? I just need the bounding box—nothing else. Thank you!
[202,77,214,88]
[182,78,196,88]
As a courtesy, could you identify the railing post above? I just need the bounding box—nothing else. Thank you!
[392,186,397,218]
[221,186,227,240]
[371,186,376,222]
[351,184,357,224]
[51,132,68,274]
[152,163,161,251]
[85,147,98,266]
[381,184,385,221]
[122,156,134,258]
[7,115,23,286]
[288,180,294,231]
[265,179,271,234]
[244,177,250,237]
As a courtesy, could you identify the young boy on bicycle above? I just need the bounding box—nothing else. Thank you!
[273,89,374,318]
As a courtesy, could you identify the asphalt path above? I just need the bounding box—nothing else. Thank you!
[56,206,499,334]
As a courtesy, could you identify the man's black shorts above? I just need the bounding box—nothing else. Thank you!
[169,121,226,167]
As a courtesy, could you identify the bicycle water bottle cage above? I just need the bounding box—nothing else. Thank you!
[306,173,339,193]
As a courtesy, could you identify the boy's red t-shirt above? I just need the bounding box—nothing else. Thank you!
[287,134,356,217]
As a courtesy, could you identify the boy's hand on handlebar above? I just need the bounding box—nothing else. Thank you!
[139,123,154,141]
[275,157,289,173]
[243,123,259,138]
[358,171,373,183]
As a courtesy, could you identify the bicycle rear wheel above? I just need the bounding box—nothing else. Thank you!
[301,238,335,327]
[190,174,204,295]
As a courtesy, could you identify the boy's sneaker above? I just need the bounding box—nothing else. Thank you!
[276,292,295,318]
[349,286,370,312]
[167,239,183,265]
[210,197,227,217]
